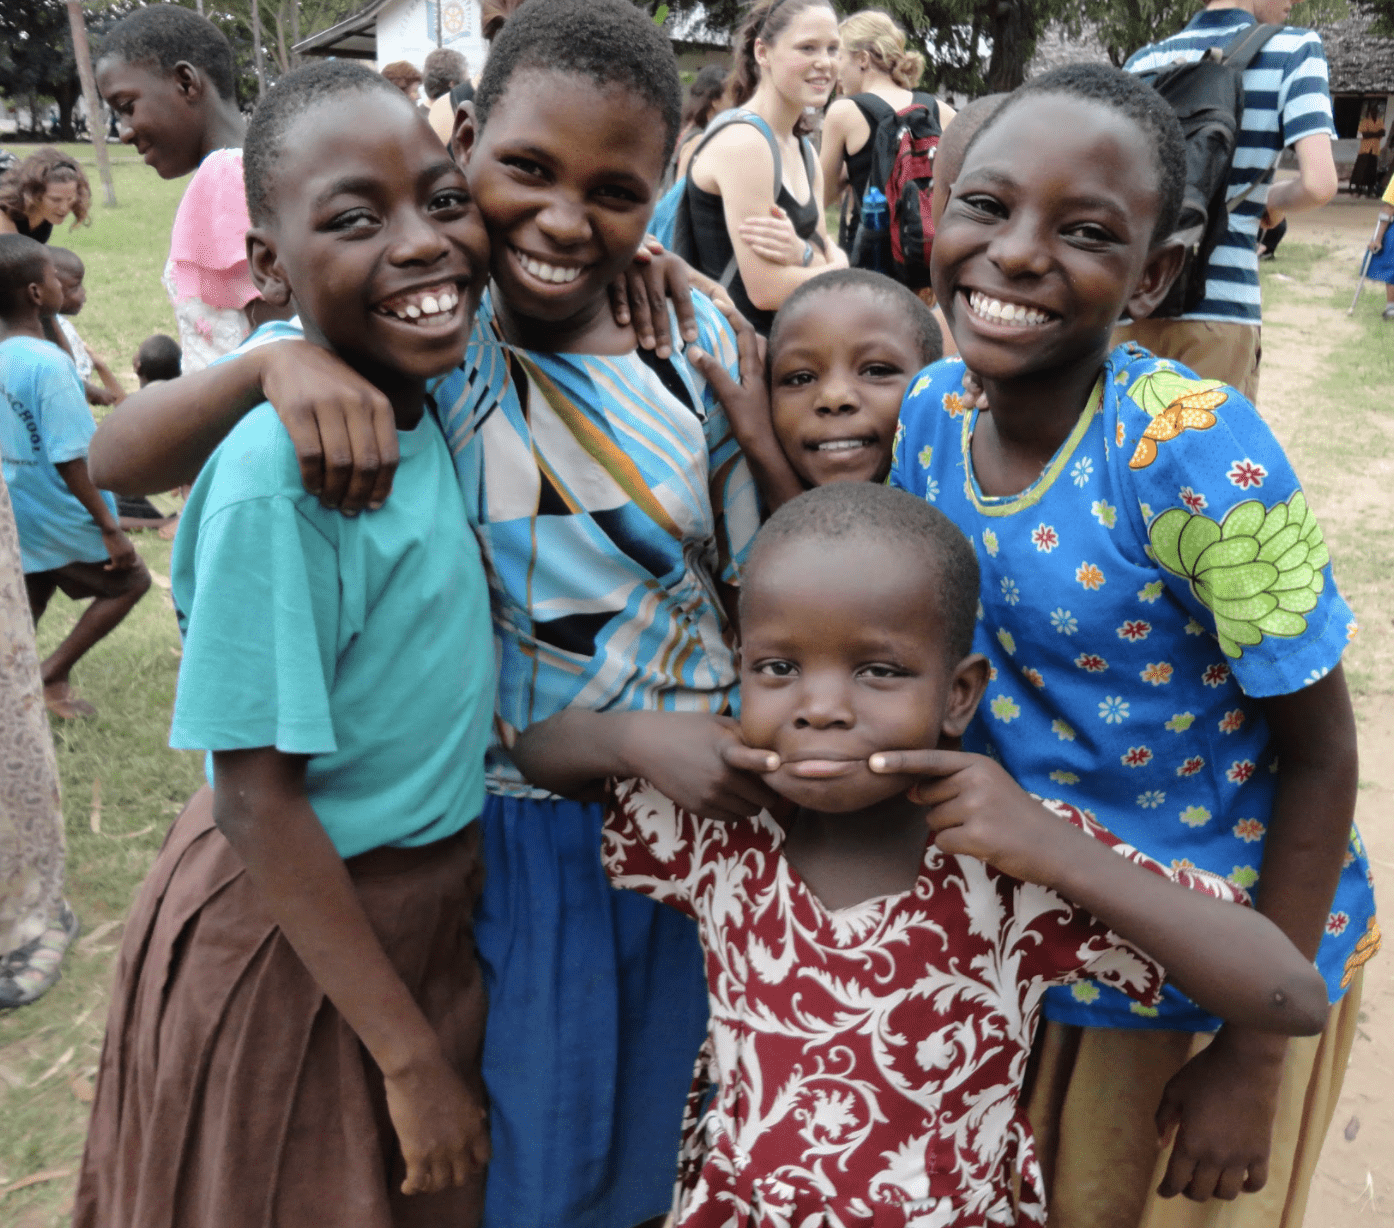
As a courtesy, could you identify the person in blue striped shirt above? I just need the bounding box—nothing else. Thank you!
[1118,0,1338,403]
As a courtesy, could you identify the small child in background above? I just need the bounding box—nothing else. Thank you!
[512,481,1329,1228]
[115,336,185,530]
[0,235,151,720]
[134,333,182,385]
[49,247,125,406]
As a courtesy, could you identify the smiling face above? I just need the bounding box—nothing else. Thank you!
[757,5,840,112]
[96,56,206,179]
[770,288,923,486]
[930,93,1177,386]
[250,92,489,388]
[739,533,983,814]
[37,179,79,226]
[456,69,666,328]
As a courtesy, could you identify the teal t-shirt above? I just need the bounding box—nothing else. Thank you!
[0,335,119,573]
[169,400,493,858]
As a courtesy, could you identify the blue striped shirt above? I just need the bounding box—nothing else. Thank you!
[1126,10,1335,325]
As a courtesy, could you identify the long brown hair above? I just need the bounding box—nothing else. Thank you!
[0,148,91,231]
[722,0,835,116]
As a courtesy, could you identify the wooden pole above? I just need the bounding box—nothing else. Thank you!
[65,0,117,207]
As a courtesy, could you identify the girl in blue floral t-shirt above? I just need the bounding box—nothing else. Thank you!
[889,64,1377,1228]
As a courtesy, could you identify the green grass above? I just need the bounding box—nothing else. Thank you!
[0,145,196,1226]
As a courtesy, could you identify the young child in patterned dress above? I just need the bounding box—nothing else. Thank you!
[512,481,1328,1228]
[890,63,1377,1227]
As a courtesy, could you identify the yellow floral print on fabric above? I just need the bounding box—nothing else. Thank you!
[1125,371,1228,469]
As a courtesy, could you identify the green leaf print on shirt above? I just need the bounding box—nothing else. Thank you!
[1148,492,1330,659]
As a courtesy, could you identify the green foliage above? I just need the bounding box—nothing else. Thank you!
[0,0,80,136]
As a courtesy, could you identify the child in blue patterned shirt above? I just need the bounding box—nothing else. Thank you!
[880,61,1375,1228]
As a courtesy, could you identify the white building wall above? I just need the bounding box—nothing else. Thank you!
[376,0,488,86]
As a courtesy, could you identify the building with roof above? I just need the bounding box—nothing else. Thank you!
[293,0,488,88]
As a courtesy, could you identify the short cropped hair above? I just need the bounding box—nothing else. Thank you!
[476,0,683,165]
[747,483,980,662]
[137,333,182,381]
[48,246,84,281]
[0,234,52,316]
[243,61,408,226]
[424,48,468,100]
[967,63,1186,245]
[769,268,943,368]
[98,4,237,102]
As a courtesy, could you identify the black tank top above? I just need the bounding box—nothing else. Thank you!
[8,212,53,244]
[686,136,820,336]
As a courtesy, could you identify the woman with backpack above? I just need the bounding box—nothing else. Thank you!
[820,10,953,285]
[683,0,847,335]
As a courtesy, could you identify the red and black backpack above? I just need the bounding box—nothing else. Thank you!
[850,91,942,290]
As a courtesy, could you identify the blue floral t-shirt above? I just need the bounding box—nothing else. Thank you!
[890,344,1379,1031]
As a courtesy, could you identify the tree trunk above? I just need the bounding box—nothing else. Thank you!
[985,0,1036,92]
[64,0,117,207]
[251,0,267,97]
[273,0,290,74]
[290,0,300,65]
[55,79,78,141]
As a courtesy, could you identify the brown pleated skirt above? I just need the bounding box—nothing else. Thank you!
[74,786,487,1228]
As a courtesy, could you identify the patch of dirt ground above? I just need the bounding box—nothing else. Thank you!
[1256,192,1393,1227]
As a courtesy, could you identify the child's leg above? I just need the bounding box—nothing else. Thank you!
[23,571,59,623]
[37,559,152,716]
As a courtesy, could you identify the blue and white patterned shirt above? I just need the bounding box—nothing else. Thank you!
[891,347,1378,1031]
[1126,10,1335,326]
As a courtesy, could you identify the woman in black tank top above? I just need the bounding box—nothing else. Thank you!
[819,11,952,252]
[684,0,847,335]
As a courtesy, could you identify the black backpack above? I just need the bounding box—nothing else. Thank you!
[1135,22,1279,317]
[848,92,942,289]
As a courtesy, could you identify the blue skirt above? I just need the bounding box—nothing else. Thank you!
[474,793,709,1228]
[1367,229,1394,285]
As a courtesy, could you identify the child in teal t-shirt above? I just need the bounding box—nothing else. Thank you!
[891,64,1375,1224]
[75,64,496,1228]
[0,236,150,720]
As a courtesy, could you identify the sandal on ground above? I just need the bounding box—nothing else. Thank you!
[1383,305,1394,321]
[0,901,80,1009]
[44,680,98,720]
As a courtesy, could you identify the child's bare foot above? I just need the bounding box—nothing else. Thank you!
[44,680,98,719]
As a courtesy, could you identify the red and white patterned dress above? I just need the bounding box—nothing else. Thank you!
[603,778,1246,1228]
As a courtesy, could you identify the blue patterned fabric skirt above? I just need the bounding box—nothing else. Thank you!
[1367,227,1394,285]
[474,793,709,1228]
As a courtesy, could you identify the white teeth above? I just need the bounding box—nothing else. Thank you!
[406,303,421,318]
[515,249,582,285]
[422,295,440,314]
[816,439,871,452]
[968,290,1049,328]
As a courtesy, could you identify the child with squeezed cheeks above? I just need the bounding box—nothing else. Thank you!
[75,62,496,1228]
[894,64,1376,1225]
[513,482,1328,1228]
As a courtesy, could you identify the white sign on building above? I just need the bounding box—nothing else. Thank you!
[375,0,487,83]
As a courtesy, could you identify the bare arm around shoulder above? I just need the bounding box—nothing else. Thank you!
[213,747,489,1194]
[1262,133,1338,228]
[87,339,399,513]
[871,748,1330,1036]
[512,709,781,824]
[692,125,846,314]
